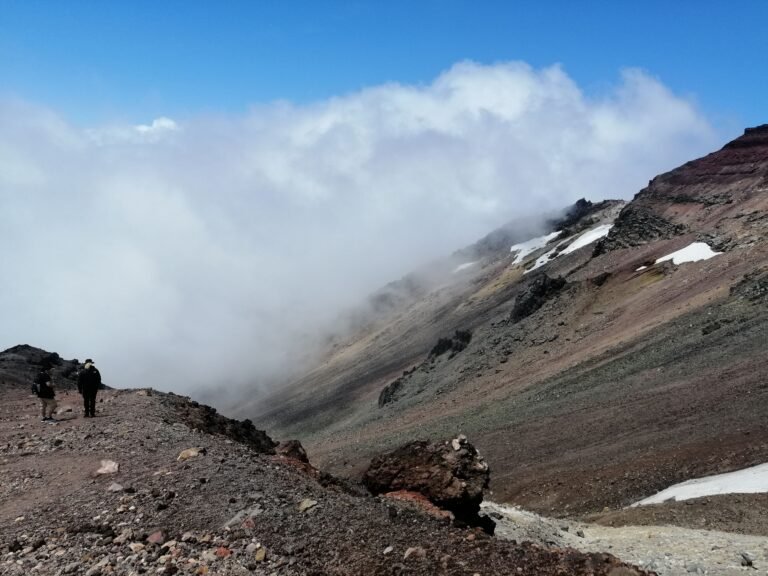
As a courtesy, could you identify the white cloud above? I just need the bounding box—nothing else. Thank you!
[134,116,179,134]
[0,62,718,398]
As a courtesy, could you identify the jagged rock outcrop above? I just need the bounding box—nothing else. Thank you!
[161,392,277,454]
[363,435,494,532]
[378,378,404,407]
[510,275,567,322]
[378,330,472,407]
[428,329,472,358]
[593,205,687,255]
[276,439,310,463]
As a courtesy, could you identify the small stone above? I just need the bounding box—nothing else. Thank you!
[107,482,124,492]
[215,546,232,558]
[403,546,426,560]
[383,546,393,555]
[114,529,133,545]
[129,542,145,553]
[741,551,754,567]
[181,532,196,543]
[576,530,585,538]
[298,498,318,512]
[177,447,205,461]
[147,530,166,545]
[254,547,267,562]
[201,550,218,563]
[96,460,119,474]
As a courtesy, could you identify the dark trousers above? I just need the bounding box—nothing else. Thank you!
[82,389,98,416]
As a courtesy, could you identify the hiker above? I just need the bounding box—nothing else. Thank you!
[34,365,57,422]
[77,358,101,418]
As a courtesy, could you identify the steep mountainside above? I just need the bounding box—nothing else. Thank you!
[243,126,768,516]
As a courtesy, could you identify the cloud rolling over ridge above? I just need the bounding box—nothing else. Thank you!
[0,61,717,398]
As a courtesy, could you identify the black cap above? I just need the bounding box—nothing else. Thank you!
[85,358,93,363]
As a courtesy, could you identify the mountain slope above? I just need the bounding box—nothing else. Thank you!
[244,126,768,516]
[0,373,648,575]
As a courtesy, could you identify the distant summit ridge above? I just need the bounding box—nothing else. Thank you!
[595,123,768,255]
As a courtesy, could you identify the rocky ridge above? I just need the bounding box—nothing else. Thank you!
[0,380,650,575]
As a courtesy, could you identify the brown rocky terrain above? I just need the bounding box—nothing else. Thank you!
[0,346,651,575]
[241,125,768,527]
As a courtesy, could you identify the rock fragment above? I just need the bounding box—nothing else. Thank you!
[177,447,205,461]
[96,460,119,474]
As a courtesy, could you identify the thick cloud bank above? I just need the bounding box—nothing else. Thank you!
[0,62,716,396]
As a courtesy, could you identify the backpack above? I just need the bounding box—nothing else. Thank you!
[32,371,49,396]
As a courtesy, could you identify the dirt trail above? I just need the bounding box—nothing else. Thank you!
[485,502,768,575]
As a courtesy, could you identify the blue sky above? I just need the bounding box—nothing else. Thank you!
[0,1,764,392]
[1,0,765,128]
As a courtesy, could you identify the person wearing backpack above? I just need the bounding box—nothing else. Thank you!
[78,358,101,418]
[34,365,57,422]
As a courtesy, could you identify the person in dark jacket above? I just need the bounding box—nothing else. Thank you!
[77,358,101,418]
[34,366,57,422]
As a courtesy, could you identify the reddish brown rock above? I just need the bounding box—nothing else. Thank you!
[146,530,166,545]
[276,439,309,463]
[363,436,493,532]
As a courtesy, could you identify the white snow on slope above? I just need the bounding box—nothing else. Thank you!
[655,242,722,265]
[510,231,561,265]
[523,223,614,274]
[633,462,768,506]
[525,245,563,273]
[453,261,477,273]
[560,224,613,255]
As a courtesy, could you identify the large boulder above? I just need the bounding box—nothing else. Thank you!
[276,439,309,463]
[363,435,494,532]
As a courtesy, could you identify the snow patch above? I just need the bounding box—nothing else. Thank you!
[453,261,477,273]
[560,224,613,255]
[635,265,647,271]
[523,223,613,274]
[655,242,722,266]
[510,231,561,265]
[525,245,562,274]
[633,462,768,506]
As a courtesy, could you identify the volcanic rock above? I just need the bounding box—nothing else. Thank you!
[510,274,567,322]
[162,392,277,454]
[276,439,309,463]
[363,436,493,532]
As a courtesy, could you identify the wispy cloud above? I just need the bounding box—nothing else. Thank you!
[0,62,717,397]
